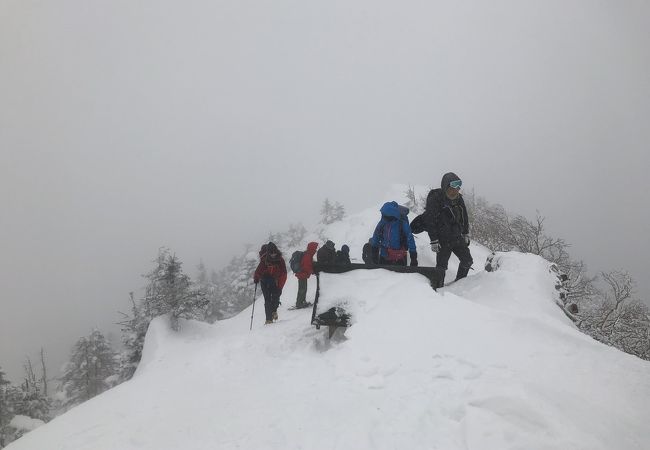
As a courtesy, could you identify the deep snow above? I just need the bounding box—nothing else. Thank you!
[8,186,650,450]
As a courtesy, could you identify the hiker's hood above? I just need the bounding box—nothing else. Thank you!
[379,201,401,219]
[258,244,268,258]
[441,172,461,190]
[306,242,318,254]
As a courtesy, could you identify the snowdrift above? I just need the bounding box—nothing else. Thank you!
[9,186,650,450]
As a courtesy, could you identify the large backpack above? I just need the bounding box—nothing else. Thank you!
[376,219,408,262]
[410,213,426,234]
[289,251,304,273]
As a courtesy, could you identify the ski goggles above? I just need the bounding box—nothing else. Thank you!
[449,179,462,189]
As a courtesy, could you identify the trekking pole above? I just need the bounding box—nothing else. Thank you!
[249,284,258,331]
[311,272,320,325]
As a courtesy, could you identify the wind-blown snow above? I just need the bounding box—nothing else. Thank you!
[9,185,650,449]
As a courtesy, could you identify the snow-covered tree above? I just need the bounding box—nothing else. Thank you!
[13,358,50,422]
[466,191,573,268]
[142,248,209,331]
[207,249,258,321]
[117,292,149,381]
[38,349,47,398]
[404,186,422,214]
[546,251,597,307]
[464,192,512,252]
[59,330,118,410]
[264,223,307,252]
[285,223,307,248]
[320,198,333,224]
[0,366,12,447]
[575,271,650,361]
[117,249,211,381]
[0,357,52,446]
[320,198,345,224]
[196,260,208,286]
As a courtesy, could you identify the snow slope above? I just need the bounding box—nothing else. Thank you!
[9,186,650,450]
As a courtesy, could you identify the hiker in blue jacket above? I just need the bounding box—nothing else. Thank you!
[370,201,418,266]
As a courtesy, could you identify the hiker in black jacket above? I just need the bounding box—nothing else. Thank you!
[335,244,351,265]
[423,172,473,287]
[317,240,337,264]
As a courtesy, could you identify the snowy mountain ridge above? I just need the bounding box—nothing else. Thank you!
[8,185,650,450]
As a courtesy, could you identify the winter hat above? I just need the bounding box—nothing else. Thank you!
[440,172,461,190]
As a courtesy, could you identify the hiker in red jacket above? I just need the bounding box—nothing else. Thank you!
[253,242,287,324]
[295,242,318,308]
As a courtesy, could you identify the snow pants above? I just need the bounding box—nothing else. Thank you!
[260,276,281,321]
[296,277,308,307]
[436,240,473,285]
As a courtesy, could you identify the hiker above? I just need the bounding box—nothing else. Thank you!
[253,242,287,324]
[361,239,374,264]
[370,201,418,266]
[423,172,473,287]
[295,242,318,308]
[335,244,351,265]
[317,240,336,264]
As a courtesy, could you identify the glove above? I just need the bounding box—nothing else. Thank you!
[430,240,440,253]
[462,234,470,246]
[410,251,418,267]
[254,278,259,285]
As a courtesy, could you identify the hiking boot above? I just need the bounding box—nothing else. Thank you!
[272,311,278,321]
[264,320,273,325]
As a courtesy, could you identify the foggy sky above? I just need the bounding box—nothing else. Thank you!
[1,0,649,382]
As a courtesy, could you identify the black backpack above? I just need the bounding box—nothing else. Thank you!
[289,251,304,273]
[410,213,426,234]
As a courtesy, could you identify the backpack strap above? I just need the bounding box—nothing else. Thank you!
[400,219,409,249]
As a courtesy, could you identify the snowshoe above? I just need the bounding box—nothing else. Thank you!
[289,302,313,310]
